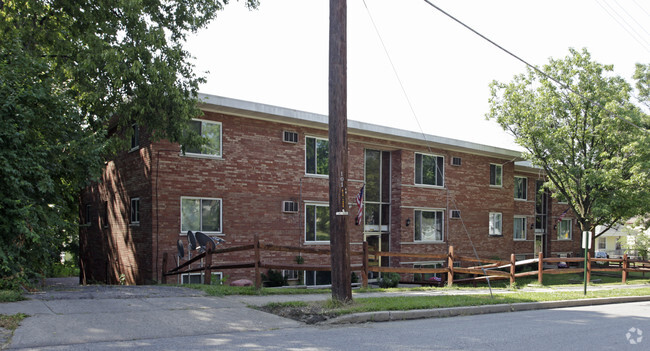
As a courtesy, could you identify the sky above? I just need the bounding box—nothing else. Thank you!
[185,0,650,150]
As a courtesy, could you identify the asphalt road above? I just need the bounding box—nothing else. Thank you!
[7,301,650,351]
[2,279,649,350]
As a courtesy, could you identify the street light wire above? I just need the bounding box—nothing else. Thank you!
[422,0,650,134]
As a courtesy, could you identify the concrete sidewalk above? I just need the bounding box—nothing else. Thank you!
[1,279,649,349]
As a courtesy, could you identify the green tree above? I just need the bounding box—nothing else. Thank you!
[487,48,650,238]
[0,0,258,286]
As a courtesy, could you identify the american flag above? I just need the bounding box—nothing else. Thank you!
[554,207,570,229]
[355,185,364,225]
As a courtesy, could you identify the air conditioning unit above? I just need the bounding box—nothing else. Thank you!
[282,201,299,213]
[283,131,298,143]
[450,210,461,219]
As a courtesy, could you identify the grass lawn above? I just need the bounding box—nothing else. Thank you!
[258,287,650,323]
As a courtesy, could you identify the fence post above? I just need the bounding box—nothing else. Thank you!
[510,253,516,286]
[622,253,628,284]
[161,252,168,285]
[254,234,261,290]
[538,251,543,285]
[447,245,454,287]
[204,249,212,285]
[586,251,592,283]
[362,241,368,289]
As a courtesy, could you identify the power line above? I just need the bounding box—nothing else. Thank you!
[422,0,649,134]
[596,0,650,52]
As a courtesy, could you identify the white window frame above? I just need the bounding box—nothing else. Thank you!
[414,153,445,187]
[557,218,572,240]
[490,164,503,187]
[414,209,445,242]
[181,272,223,285]
[283,270,299,280]
[305,136,329,176]
[130,198,140,225]
[514,176,527,200]
[513,216,527,240]
[305,203,330,243]
[185,119,222,158]
[180,196,222,234]
[598,239,606,250]
[489,212,502,236]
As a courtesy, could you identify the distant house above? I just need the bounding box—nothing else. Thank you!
[596,218,650,259]
[79,94,581,285]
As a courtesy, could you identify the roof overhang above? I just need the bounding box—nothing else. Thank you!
[199,93,525,160]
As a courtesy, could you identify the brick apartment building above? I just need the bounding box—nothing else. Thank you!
[79,94,581,285]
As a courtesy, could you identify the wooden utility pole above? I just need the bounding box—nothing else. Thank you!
[328,0,352,303]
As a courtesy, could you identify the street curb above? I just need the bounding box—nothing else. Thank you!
[323,295,650,325]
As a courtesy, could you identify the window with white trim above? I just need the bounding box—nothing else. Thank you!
[513,216,526,240]
[490,164,502,187]
[186,119,222,157]
[598,239,606,250]
[283,270,299,280]
[415,153,444,186]
[489,212,502,236]
[130,198,140,225]
[305,204,329,242]
[181,197,222,233]
[413,261,444,282]
[557,219,572,240]
[305,137,329,175]
[181,272,222,285]
[130,124,139,150]
[514,176,527,200]
[414,210,444,242]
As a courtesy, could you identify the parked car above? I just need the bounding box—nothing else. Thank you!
[595,251,609,259]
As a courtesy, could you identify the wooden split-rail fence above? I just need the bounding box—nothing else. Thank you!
[161,234,650,289]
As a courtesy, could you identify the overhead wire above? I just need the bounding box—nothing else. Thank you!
[361,0,496,296]
[595,0,650,52]
[422,0,650,134]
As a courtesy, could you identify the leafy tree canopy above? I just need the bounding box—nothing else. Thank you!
[488,48,650,237]
[0,0,258,286]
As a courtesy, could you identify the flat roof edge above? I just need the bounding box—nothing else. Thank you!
[198,93,524,160]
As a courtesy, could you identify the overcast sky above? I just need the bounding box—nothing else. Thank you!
[185,0,650,150]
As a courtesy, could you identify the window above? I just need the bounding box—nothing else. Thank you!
[414,210,444,242]
[186,119,222,157]
[451,157,462,166]
[598,239,606,250]
[181,272,222,285]
[490,164,502,187]
[305,137,328,175]
[557,219,572,240]
[489,212,502,236]
[305,204,329,242]
[181,197,222,233]
[514,216,527,240]
[413,261,444,282]
[415,153,444,186]
[305,270,331,286]
[450,210,461,219]
[130,198,140,224]
[130,124,139,150]
[283,270,299,280]
[514,176,527,200]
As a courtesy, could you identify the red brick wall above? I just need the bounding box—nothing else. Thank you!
[82,110,583,284]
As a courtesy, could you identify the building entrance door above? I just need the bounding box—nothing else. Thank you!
[364,149,391,280]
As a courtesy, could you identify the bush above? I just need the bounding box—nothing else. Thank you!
[378,272,400,288]
[261,269,287,287]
